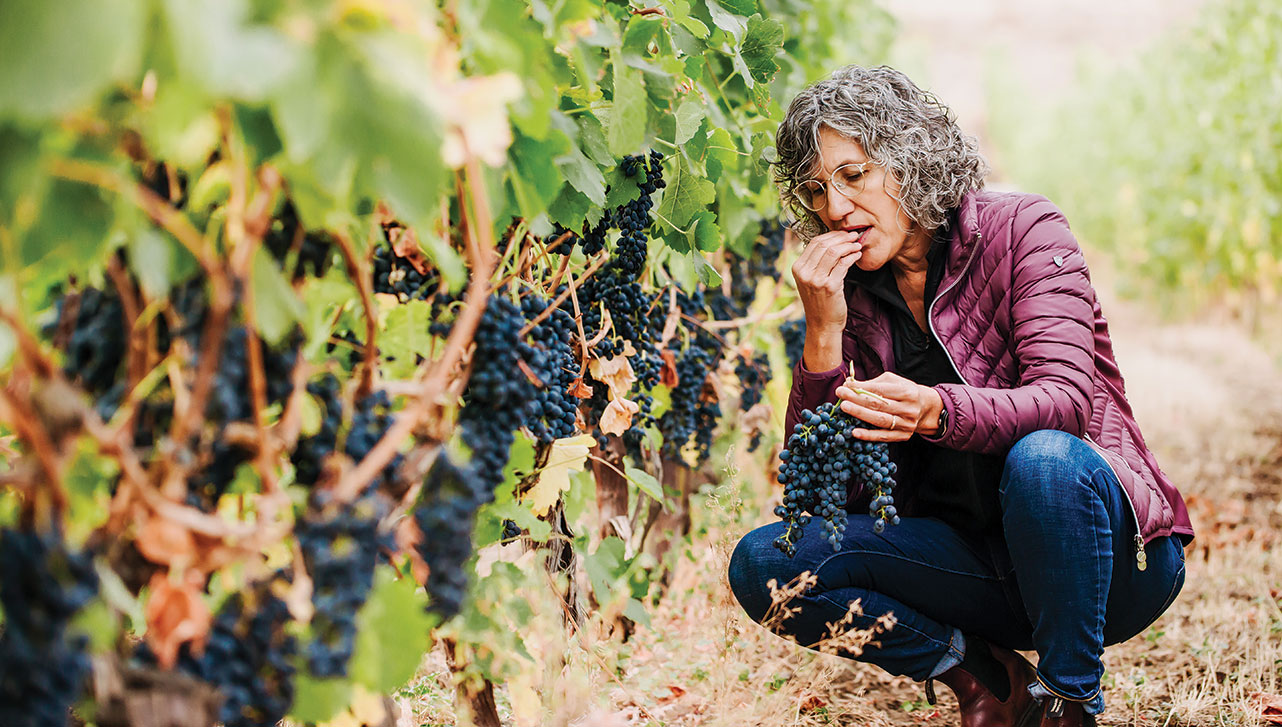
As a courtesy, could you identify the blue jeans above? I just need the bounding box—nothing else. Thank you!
[728,430,1187,715]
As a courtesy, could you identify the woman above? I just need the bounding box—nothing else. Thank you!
[728,65,1193,727]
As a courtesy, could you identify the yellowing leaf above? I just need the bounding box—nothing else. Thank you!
[588,354,635,400]
[599,397,639,436]
[525,434,596,516]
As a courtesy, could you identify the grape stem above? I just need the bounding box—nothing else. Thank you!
[334,230,379,400]
[516,251,610,336]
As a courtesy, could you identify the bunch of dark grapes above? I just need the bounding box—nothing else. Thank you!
[736,353,770,412]
[414,452,479,620]
[187,438,255,506]
[456,294,532,497]
[0,527,99,727]
[750,220,787,279]
[207,326,299,424]
[610,151,664,278]
[167,579,297,727]
[707,219,788,322]
[773,401,899,557]
[50,285,127,402]
[297,492,390,677]
[264,202,334,281]
[657,344,722,463]
[345,390,404,495]
[291,374,343,486]
[372,244,439,302]
[519,294,579,445]
[545,219,607,257]
[500,519,523,542]
[735,352,771,452]
[780,318,806,369]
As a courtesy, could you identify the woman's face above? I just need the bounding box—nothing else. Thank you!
[808,127,926,271]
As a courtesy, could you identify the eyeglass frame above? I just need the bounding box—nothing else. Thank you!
[790,161,876,212]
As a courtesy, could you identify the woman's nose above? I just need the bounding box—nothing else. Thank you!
[823,184,855,227]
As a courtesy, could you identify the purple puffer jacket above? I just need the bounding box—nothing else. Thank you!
[785,189,1194,563]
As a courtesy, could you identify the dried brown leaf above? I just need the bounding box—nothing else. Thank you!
[600,397,640,436]
[143,572,212,669]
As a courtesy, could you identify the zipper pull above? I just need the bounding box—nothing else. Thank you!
[1134,534,1148,571]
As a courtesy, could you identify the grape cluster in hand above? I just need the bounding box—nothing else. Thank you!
[773,401,899,557]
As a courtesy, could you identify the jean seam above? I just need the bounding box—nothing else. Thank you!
[810,548,1002,583]
[1140,559,1186,630]
[813,591,955,655]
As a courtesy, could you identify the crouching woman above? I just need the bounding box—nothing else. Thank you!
[728,65,1193,727]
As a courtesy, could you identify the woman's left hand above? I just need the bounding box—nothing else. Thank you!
[835,371,944,442]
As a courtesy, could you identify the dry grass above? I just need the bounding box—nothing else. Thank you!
[400,292,1282,727]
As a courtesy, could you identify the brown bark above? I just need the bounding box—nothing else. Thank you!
[444,640,503,727]
[591,434,629,541]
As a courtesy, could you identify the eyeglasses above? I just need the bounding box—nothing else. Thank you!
[791,162,874,212]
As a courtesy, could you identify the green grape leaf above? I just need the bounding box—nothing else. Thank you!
[735,15,783,87]
[714,0,759,16]
[291,674,352,724]
[607,54,647,157]
[704,0,747,39]
[548,184,593,231]
[557,145,607,207]
[622,16,664,60]
[604,167,644,210]
[693,251,723,287]
[674,97,706,145]
[688,210,723,252]
[162,0,301,100]
[576,112,615,168]
[624,597,653,628]
[625,465,664,504]
[656,154,716,231]
[512,131,569,212]
[380,300,434,378]
[250,246,305,346]
[584,536,627,603]
[0,0,144,121]
[351,569,436,694]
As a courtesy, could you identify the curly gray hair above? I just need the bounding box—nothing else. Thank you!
[773,65,989,240]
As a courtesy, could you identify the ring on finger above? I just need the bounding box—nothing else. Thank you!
[889,414,897,430]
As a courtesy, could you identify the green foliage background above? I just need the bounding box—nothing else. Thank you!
[989,0,1282,315]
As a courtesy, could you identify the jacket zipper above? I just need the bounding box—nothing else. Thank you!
[926,230,982,386]
[925,228,1148,571]
[1082,433,1148,570]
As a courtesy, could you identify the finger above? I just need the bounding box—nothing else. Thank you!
[839,400,903,428]
[849,426,911,443]
[820,248,863,280]
[837,387,896,411]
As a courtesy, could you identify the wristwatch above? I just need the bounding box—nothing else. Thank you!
[934,405,950,438]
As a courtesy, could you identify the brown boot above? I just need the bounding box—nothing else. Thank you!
[1039,696,1097,726]
[926,641,1039,727]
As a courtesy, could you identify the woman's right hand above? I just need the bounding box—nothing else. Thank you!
[792,229,863,329]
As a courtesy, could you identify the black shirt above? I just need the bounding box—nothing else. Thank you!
[848,219,1008,535]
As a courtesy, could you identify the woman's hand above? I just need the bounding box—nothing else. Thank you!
[792,229,863,332]
[792,230,863,371]
[836,371,945,442]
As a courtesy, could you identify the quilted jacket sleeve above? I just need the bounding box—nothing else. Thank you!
[919,197,1095,454]
[783,328,869,441]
